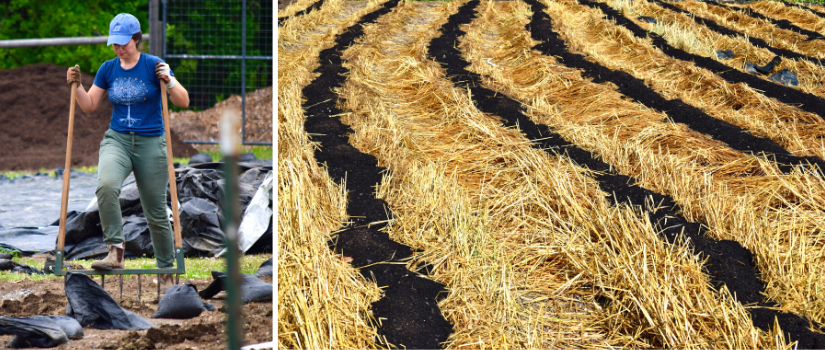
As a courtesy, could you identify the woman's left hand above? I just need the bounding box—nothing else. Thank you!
[155,62,171,83]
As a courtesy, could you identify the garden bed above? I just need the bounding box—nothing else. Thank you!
[279,0,825,348]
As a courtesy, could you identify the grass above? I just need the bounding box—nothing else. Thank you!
[192,145,274,162]
[0,253,272,282]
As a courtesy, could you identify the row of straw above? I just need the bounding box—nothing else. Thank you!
[672,0,825,61]
[337,0,789,347]
[604,0,825,98]
[340,1,627,348]
[278,0,323,21]
[476,0,825,333]
[740,1,825,34]
[540,0,825,161]
[277,0,387,348]
[461,1,793,347]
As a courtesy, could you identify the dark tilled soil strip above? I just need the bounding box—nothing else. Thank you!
[430,0,825,346]
[576,0,825,168]
[653,0,824,64]
[700,0,825,41]
[277,0,325,26]
[301,0,453,348]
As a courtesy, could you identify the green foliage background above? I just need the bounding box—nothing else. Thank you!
[165,0,272,110]
[0,0,148,74]
[0,0,272,111]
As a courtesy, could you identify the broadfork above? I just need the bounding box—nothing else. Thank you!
[54,73,185,302]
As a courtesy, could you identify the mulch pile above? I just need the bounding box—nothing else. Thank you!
[0,63,197,171]
[170,86,272,143]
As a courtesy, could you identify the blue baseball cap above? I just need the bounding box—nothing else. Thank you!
[107,13,141,46]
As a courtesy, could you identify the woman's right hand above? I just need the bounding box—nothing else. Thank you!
[66,65,81,86]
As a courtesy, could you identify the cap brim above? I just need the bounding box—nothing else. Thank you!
[107,35,132,46]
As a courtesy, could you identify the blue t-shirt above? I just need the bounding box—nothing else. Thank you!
[93,53,174,136]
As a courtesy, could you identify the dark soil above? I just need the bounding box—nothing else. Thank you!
[429,0,825,347]
[653,0,824,64]
[278,0,325,26]
[787,2,825,19]
[0,274,273,349]
[705,0,825,40]
[578,0,825,137]
[0,63,197,172]
[301,0,453,348]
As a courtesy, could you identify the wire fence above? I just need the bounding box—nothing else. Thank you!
[162,0,273,145]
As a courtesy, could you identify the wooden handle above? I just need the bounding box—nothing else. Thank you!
[57,82,78,251]
[161,83,183,248]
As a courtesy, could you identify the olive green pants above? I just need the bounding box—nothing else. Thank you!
[96,129,174,268]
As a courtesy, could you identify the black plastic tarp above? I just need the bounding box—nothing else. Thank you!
[0,160,272,259]
[60,162,272,260]
[64,273,154,330]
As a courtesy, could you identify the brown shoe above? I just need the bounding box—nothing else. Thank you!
[158,274,176,297]
[91,245,124,270]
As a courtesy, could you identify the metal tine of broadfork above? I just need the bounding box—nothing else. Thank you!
[119,275,123,299]
[102,275,105,288]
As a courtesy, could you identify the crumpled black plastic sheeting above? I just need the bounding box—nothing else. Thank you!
[153,282,215,319]
[61,162,272,260]
[0,259,44,275]
[637,16,656,24]
[743,56,782,75]
[199,270,273,304]
[0,315,82,348]
[715,50,734,60]
[64,273,154,330]
[4,315,83,348]
[769,69,799,87]
[254,258,272,279]
[0,316,68,348]
[0,226,60,256]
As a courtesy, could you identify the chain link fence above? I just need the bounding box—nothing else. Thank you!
[162,0,273,145]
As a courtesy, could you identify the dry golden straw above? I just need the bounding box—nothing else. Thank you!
[471,0,825,335]
[673,0,825,61]
[536,0,825,160]
[278,0,324,20]
[334,0,793,347]
[740,1,825,35]
[601,0,825,98]
[277,0,388,348]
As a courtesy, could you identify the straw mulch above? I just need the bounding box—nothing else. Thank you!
[538,0,825,161]
[459,1,789,347]
[672,1,825,61]
[740,1,825,34]
[170,86,272,143]
[335,0,794,347]
[482,0,825,334]
[340,1,622,347]
[277,0,387,348]
[278,0,322,19]
[603,0,825,98]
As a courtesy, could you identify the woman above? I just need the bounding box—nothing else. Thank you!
[66,13,189,296]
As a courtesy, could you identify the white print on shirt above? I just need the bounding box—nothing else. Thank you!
[110,77,149,128]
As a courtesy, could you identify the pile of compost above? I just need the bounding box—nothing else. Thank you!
[0,63,197,171]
